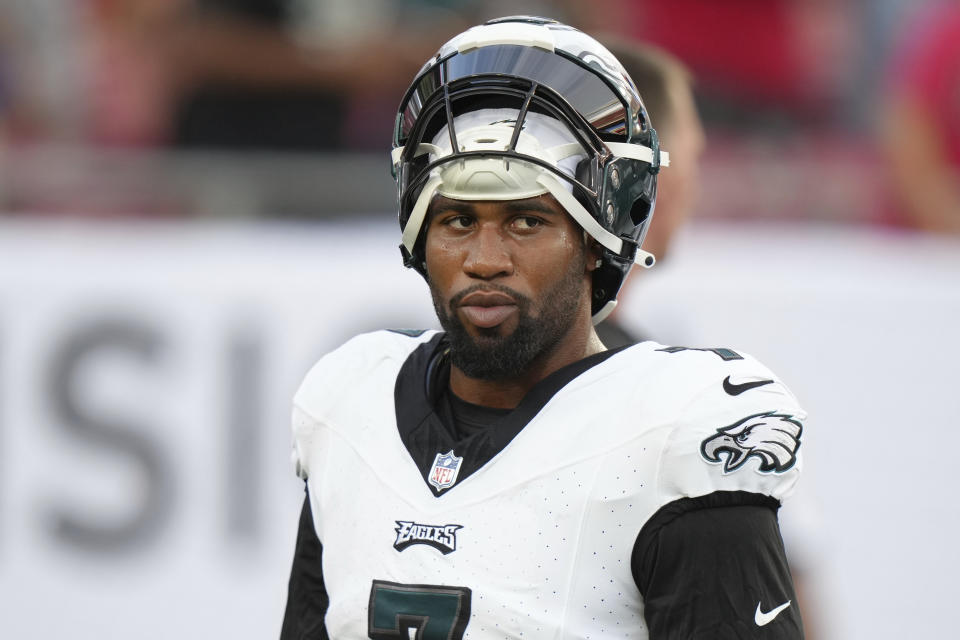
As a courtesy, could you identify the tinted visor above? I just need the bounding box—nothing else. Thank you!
[398,45,628,144]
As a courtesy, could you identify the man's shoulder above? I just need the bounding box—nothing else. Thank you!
[617,341,805,505]
[597,340,795,402]
[293,329,439,414]
[312,328,438,369]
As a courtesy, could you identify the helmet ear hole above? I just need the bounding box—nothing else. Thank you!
[629,197,652,226]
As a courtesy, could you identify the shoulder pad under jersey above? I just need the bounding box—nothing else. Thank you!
[290,329,437,479]
[650,345,806,505]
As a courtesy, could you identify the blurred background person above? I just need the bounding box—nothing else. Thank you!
[0,0,86,144]
[170,0,460,150]
[595,39,705,348]
[170,0,602,151]
[0,0,189,147]
[610,41,706,266]
[592,0,858,132]
[881,0,960,234]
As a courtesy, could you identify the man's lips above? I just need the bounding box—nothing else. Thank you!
[459,305,517,328]
[457,291,518,329]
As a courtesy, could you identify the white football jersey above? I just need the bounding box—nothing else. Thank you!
[291,330,805,639]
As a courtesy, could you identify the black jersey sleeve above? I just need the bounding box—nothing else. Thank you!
[280,489,329,640]
[631,491,803,639]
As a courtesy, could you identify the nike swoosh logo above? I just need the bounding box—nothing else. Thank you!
[723,376,775,396]
[755,600,791,626]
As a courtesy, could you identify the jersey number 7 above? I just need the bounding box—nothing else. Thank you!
[368,580,472,639]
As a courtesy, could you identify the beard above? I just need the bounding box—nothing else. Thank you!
[430,254,587,381]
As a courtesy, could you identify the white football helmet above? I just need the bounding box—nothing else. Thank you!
[392,16,667,321]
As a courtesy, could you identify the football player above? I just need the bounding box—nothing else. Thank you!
[282,16,805,639]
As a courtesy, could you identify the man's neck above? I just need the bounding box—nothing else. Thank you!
[448,328,605,409]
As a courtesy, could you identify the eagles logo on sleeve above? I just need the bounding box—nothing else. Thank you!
[701,411,803,473]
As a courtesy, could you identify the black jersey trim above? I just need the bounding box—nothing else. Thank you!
[394,333,632,497]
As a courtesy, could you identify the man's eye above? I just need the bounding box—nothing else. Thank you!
[513,216,543,230]
[445,215,473,229]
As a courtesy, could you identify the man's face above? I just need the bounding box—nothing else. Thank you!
[424,193,593,381]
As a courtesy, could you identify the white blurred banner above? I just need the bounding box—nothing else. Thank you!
[0,218,957,639]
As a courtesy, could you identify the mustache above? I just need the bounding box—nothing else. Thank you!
[448,283,530,309]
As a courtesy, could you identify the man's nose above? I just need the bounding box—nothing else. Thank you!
[463,225,513,279]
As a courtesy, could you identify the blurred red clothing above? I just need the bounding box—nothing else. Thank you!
[599,0,847,114]
[888,3,960,167]
[81,0,185,146]
[637,1,798,104]
[86,28,174,146]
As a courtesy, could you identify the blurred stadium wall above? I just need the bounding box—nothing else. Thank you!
[0,217,957,639]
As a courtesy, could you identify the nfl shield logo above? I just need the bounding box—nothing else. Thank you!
[428,450,463,491]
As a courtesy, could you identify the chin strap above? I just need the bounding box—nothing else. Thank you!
[535,173,624,255]
[401,175,443,255]
[592,299,618,324]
